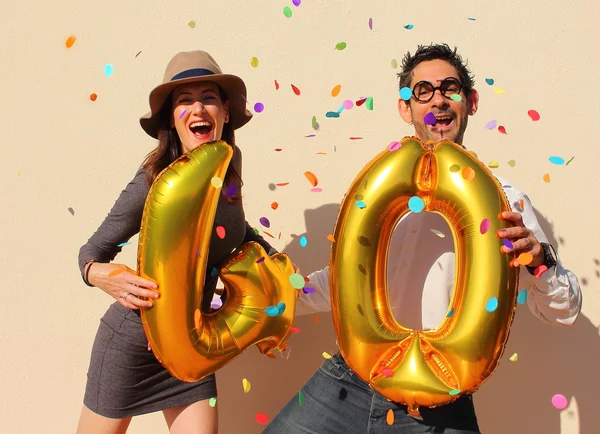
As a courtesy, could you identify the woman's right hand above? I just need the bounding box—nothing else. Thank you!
[87,262,159,310]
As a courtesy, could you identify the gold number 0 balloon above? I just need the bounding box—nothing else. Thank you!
[137,141,297,382]
[330,137,519,416]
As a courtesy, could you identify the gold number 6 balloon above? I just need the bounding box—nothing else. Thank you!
[329,137,519,416]
[137,141,297,382]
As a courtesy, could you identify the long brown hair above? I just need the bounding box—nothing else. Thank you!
[141,87,243,202]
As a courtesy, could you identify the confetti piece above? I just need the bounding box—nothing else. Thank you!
[508,159,516,167]
[265,306,280,317]
[271,202,278,210]
[277,302,286,315]
[108,269,125,277]
[225,184,237,198]
[356,201,366,209]
[551,394,568,410]
[549,156,565,165]
[242,378,251,393]
[368,18,373,29]
[543,173,550,183]
[312,116,318,129]
[259,217,270,228]
[388,141,401,151]
[211,267,218,277]
[298,390,304,406]
[486,297,499,312]
[322,352,332,359]
[68,207,75,215]
[290,327,300,333]
[343,100,354,110]
[263,231,274,238]
[283,6,292,18]
[256,413,269,424]
[386,409,394,425]
[254,102,264,113]
[485,78,494,85]
[494,88,506,94]
[216,226,226,239]
[291,84,301,95]
[209,397,217,407]
[509,353,518,362]
[211,177,223,188]
[517,252,533,266]
[450,94,462,102]
[449,164,461,172]
[462,167,475,181]
[211,299,223,310]
[303,287,316,294]
[408,196,425,213]
[274,148,283,152]
[566,156,575,165]
[256,257,265,264]
[467,17,477,20]
[391,59,398,69]
[293,0,301,5]
[404,24,414,30]
[399,87,412,101]
[135,51,142,57]
[381,368,393,377]
[480,218,491,234]
[519,199,524,211]
[356,98,367,106]
[502,239,514,250]
[304,171,318,186]
[104,64,114,77]
[336,105,345,114]
[299,236,308,247]
[117,242,131,247]
[313,316,319,323]
[446,307,455,317]
[90,93,98,101]
[188,21,196,28]
[335,42,347,50]
[449,389,461,396]
[498,126,507,134]
[517,289,527,304]
[289,274,305,289]
[349,137,363,140]
[274,80,279,90]
[194,309,201,328]
[331,84,341,97]
[179,109,187,119]
[534,265,548,278]
[485,120,497,130]
[431,229,445,238]
[310,187,322,192]
[250,57,259,67]
[276,182,290,186]
[366,97,374,110]
[65,36,76,48]
[488,161,499,168]
[528,110,540,121]
[424,112,437,125]
[327,234,335,242]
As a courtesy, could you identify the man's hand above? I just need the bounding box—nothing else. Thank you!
[496,211,544,268]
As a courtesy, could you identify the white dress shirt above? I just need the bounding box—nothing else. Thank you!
[297,175,582,329]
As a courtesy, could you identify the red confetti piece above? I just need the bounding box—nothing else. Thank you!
[216,226,226,239]
[528,110,540,121]
[356,98,367,106]
[276,182,290,186]
[274,148,282,151]
[255,413,269,424]
[274,80,280,90]
[90,93,98,101]
[291,84,301,95]
[534,265,548,278]
[498,126,507,134]
[349,137,363,140]
[290,327,300,333]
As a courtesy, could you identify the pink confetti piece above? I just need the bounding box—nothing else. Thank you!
[259,217,270,228]
[424,112,437,125]
[310,187,322,192]
[368,18,373,29]
[381,368,393,377]
[388,141,402,151]
[498,125,507,134]
[480,218,491,234]
[216,226,226,239]
[551,394,568,410]
[528,110,540,121]
[343,100,354,109]
[485,120,497,129]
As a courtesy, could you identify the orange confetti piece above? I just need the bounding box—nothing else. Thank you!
[108,269,125,277]
[304,171,318,187]
[90,93,98,101]
[313,315,319,323]
[291,84,301,95]
[65,36,76,48]
[543,173,550,183]
[386,409,394,425]
[462,167,476,181]
[278,232,281,239]
[517,252,534,266]
[276,182,290,186]
[519,199,525,211]
[327,234,335,242]
[331,84,341,97]
[263,231,274,238]
[194,309,201,329]
[271,202,279,210]
[316,152,327,154]
[216,226,226,239]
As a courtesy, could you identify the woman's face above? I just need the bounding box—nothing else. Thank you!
[171,81,230,153]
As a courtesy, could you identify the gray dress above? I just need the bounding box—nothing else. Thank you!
[78,167,275,418]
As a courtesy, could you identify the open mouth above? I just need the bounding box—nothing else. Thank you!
[189,120,214,138]
[434,115,453,127]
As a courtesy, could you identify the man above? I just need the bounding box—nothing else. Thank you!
[264,44,582,433]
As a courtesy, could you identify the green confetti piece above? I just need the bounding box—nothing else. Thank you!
[366,97,374,110]
[391,59,398,69]
[312,116,317,129]
[188,21,196,28]
[335,42,347,50]
[209,397,217,407]
[299,390,304,406]
[450,94,462,102]
[449,389,461,396]
[289,273,305,289]
[508,159,516,167]
[283,6,292,18]
[565,156,575,166]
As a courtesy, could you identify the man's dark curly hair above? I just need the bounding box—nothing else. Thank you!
[397,43,475,96]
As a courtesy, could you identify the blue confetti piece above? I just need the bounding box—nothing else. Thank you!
[549,156,565,165]
[446,307,455,317]
[356,201,366,209]
[326,111,340,118]
[104,64,114,77]
[336,105,345,114]
[211,267,218,277]
[226,183,237,198]
[299,236,308,247]
[117,242,130,247]
[408,196,425,213]
[486,297,499,312]
[277,302,286,316]
[485,120,497,129]
[399,87,412,101]
[467,17,476,20]
[265,306,279,317]
[404,24,414,30]
[517,290,528,304]
[502,239,514,249]
[485,78,494,85]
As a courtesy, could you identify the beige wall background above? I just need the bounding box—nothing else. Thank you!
[1,0,599,432]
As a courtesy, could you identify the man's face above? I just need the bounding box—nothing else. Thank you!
[398,59,479,146]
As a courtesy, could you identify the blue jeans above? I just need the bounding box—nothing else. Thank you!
[264,353,480,433]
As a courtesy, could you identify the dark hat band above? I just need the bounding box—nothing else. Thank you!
[171,68,216,81]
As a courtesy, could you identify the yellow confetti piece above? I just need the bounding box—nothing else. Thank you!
[250,57,259,67]
[543,173,551,183]
[449,164,461,173]
[508,159,516,167]
[509,353,518,362]
[188,21,196,28]
[331,84,341,97]
[322,352,332,359]
[211,177,223,188]
[431,229,445,238]
[386,409,394,425]
[391,59,398,69]
[494,88,506,94]
[242,378,251,393]
[488,161,499,168]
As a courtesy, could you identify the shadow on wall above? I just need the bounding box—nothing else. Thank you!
[217,205,596,434]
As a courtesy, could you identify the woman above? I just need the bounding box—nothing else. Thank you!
[76,50,278,434]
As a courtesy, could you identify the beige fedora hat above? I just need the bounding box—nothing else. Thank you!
[140,50,253,139]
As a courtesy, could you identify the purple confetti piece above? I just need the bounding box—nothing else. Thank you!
[485,120,497,129]
[368,18,373,29]
[259,217,270,228]
[254,102,264,113]
[292,0,301,5]
[256,257,265,264]
[502,239,514,249]
[303,287,316,294]
[211,299,223,310]
[179,109,187,119]
[225,184,237,198]
[424,112,437,125]
[305,134,316,137]
[196,248,201,256]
